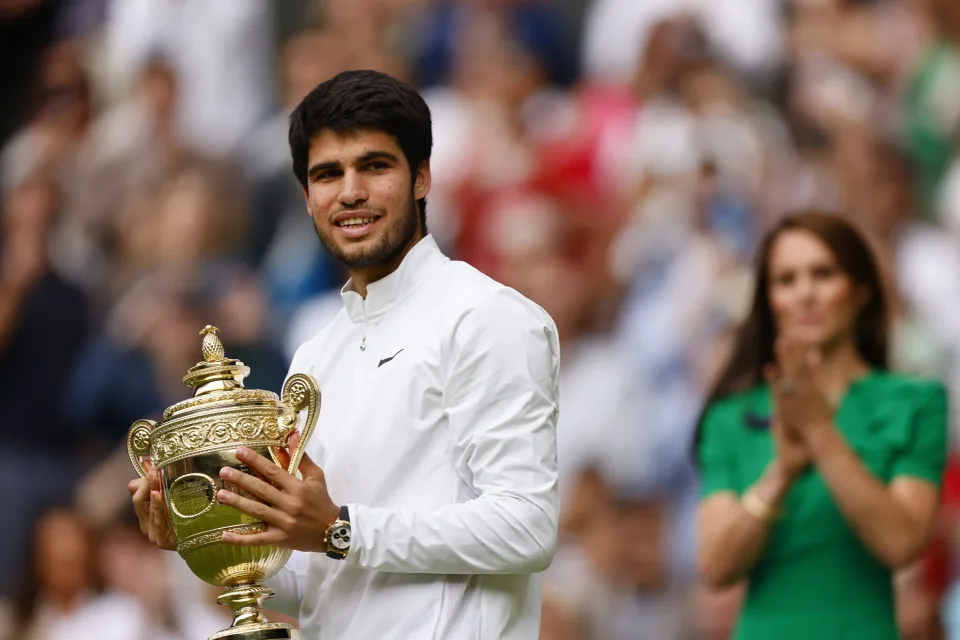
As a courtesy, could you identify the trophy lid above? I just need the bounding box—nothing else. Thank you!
[161,326,279,419]
[182,325,251,393]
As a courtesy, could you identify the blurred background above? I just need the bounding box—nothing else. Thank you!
[2,0,960,637]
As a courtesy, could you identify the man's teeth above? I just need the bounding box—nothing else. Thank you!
[338,217,376,228]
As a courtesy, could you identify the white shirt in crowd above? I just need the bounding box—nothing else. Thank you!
[265,235,561,639]
[582,0,782,84]
[104,0,273,156]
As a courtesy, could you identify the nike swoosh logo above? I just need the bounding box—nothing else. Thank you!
[378,349,404,368]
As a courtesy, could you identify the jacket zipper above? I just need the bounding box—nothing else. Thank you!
[360,305,368,351]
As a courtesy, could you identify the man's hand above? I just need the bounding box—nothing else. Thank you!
[128,460,177,551]
[216,440,339,551]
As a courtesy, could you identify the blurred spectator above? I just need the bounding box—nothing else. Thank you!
[581,0,782,87]
[245,28,350,317]
[697,212,948,639]
[102,0,274,157]
[902,0,960,219]
[7,509,98,640]
[53,56,193,290]
[539,589,587,640]
[424,12,562,257]
[0,0,62,148]
[37,514,228,639]
[406,0,578,90]
[1,39,93,193]
[0,176,89,600]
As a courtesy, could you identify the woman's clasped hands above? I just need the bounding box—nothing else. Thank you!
[763,335,836,480]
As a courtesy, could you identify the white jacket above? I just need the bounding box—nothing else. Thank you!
[265,235,561,639]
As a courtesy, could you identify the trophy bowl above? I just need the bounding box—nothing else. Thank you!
[127,326,320,640]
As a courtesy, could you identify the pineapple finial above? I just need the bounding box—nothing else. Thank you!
[199,325,226,362]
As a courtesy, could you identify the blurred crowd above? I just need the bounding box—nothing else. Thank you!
[2,0,960,638]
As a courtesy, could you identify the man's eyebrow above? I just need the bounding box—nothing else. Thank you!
[307,151,400,179]
[357,150,400,164]
[307,160,341,179]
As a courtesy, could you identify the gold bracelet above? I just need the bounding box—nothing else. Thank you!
[741,489,781,523]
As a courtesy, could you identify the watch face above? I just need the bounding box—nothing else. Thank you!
[330,524,351,551]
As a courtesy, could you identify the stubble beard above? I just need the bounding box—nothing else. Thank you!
[314,191,420,269]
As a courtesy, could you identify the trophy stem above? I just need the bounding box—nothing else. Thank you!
[218,583,273,626]
[209,583,297,639]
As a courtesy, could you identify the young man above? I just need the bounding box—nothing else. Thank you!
[130,70,561,638]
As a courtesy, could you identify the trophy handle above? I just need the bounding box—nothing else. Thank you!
[127,418,157,478]
[281,373,321,475]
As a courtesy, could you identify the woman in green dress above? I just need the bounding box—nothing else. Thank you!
[696,211,949,639]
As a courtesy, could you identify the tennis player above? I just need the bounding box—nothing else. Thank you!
[130,70,561,639]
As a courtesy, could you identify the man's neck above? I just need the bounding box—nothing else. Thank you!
[348,232,424,298]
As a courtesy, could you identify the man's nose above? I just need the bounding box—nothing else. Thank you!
[339,171,368,205]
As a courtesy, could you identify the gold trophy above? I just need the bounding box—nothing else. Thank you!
[127,326,320,640]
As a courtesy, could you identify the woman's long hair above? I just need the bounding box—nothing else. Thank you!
[695,211,890,443]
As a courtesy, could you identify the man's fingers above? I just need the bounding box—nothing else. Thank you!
[132,478,150,508]
[149,490,168,541]
[235,447,294,489]
[129,477,145,496]
[287,430,301,452]
[219,466,292,510]
[273,445,292,471]
[148,491,177,551]
[274,431,301,471]
[148,469,162,492]
[283,431,322,477]
[132,480,151,533]
[221,529,283,547]
[216,489,287,527]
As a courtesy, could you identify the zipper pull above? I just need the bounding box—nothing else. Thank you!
[360,335,367,351]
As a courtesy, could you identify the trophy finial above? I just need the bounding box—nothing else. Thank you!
[200,325,226,362]
[182,325,250,393]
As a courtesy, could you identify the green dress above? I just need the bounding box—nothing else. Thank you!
[697,371,948,640]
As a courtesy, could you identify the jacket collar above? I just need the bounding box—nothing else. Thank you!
[340,234,448,323]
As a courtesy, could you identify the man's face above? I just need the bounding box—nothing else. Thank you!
[304,128,429,270]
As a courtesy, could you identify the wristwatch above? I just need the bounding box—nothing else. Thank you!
[324,505,351,559]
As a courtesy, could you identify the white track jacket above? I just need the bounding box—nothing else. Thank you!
[264,234,561,639]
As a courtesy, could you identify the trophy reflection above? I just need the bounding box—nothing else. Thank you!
[127,326,320,639]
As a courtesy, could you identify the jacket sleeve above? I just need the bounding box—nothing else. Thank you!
[344,289,561,574]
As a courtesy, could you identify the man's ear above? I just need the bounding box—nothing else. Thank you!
[414,161,431,201]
